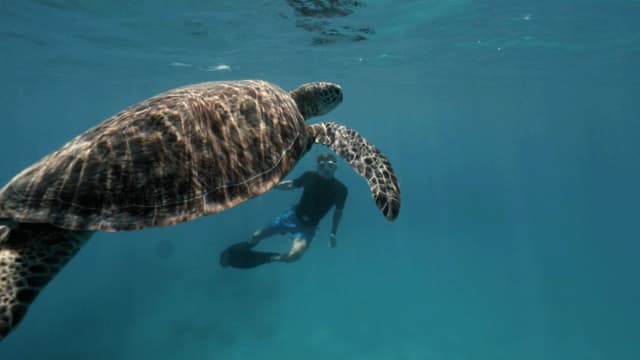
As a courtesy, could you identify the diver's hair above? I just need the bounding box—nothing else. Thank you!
[316,153,337,163]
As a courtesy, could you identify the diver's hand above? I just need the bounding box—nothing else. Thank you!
[329,233,337,248]
[274,180,295,190]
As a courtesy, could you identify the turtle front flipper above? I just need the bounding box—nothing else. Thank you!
[308,122,401,221]
[0,224,92,341]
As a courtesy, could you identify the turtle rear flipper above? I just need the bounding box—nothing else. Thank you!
[308,122,401,221]
[0,224,92,341]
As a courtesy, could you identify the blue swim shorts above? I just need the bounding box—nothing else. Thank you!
[261,208,317,241]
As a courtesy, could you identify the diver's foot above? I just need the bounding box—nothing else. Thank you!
[247,238,260,247]
[220,241,258,268]
[270,254,281,262]
[219,248,231,268]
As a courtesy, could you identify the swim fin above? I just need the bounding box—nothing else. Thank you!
[219,242,279,269]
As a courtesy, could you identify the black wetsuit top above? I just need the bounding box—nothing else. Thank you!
[292,171,348,227]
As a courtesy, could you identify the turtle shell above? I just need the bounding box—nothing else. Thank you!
[0,80,309,231]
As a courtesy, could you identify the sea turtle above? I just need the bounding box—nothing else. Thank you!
[0,80,400,341]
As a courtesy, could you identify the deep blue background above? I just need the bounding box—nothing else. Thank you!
[1,1,639,359]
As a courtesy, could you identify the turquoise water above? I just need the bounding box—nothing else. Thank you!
[1,0,639,359]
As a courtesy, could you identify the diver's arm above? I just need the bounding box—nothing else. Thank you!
[329,208,342,248]
[276,172,309,190]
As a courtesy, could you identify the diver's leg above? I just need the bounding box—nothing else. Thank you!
[220,210,290,268]
[247,226,277,247]
[272,237,309,263]
[221,236,309,268]
[272,224,316,263]
[247,209,293,247]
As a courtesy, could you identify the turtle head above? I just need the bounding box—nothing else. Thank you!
[290,82,343,119]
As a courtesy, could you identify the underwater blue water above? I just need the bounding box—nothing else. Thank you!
[1,0,639,359]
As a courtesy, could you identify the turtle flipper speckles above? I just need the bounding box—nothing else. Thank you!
[308,122,400,221]
[0,224,92,341]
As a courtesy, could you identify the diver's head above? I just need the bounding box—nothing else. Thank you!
[316,153,337,178]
